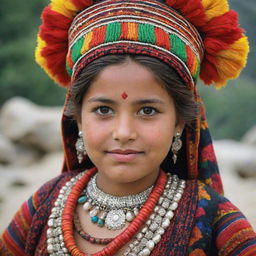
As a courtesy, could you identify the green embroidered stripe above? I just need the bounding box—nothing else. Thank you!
[105,22,121,43]
[71,37,84,63]
[66,62,72,76]
[138,24,156,44]
[170,34,186,63]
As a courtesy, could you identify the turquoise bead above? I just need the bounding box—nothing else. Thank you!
[97,219,105,227]
[78,195,87,204]
[91,216,99,223]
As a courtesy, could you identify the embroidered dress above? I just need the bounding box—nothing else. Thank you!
[1,171,255,255]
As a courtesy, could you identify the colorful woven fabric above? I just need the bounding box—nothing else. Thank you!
[188,182,256,256]
[66,0,203,89]
[36,0,249,88]
[1,172,255,255]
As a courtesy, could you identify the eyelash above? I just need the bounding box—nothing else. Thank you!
[93,106,113,116]
[92,106,160,116]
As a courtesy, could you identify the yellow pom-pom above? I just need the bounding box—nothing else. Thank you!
[51,0,78,18]
[214,36,249,88]
[35,35,58,83]
[35,36,46,66]
[201,0,229,20]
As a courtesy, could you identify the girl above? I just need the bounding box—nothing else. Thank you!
[1,0,255,255]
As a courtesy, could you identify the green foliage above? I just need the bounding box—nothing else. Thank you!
[198,77,256,140]
[0,0,66,106]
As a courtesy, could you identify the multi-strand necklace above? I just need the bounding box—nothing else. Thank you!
[46,168,185,255]
[78,174,153,230]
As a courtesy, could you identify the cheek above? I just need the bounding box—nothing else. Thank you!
[81,117,111,148]
[140,120,175,148]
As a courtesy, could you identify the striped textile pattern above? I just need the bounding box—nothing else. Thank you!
[187,182,256,255]
[1,173,255,255]
[67,0,203,87]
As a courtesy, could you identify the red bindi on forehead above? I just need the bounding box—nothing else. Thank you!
[121,92,128,100]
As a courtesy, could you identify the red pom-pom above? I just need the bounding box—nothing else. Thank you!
[39,6,73,86]
[42,43,71,85]
[166,0,207,27]
[201,11,243,46]
[200,11,244,85]
[71,0,93,10]
[41,6,72,29]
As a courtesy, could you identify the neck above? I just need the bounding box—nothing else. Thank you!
[95,170,160,196]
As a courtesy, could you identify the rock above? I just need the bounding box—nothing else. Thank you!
[0,152,62,232]
[236,160,256,178]
[0,133,17,164]
[0,133,40,166]
[242,126,256,146]
[14,144,41,166]
[214,140,256,178]
[0,97,63,152]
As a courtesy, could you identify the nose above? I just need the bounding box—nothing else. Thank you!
[112,113,137,143]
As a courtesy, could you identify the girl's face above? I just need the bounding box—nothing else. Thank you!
[80,60,184,195]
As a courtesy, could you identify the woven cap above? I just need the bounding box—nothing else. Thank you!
[36,0,249,88]
[67,0,204,89]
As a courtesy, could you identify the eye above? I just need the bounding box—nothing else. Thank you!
[94,106,113,115]
[138,107,159,116]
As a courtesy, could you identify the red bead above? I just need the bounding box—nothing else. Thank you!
[61,167,167,256]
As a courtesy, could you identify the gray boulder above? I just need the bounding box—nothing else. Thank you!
[242,126,256,146]
[0,97,63,152]
[214,140,256,178]
[0,133,16,164]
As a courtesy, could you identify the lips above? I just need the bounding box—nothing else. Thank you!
[107,149,143,162]
[109,149,142,154]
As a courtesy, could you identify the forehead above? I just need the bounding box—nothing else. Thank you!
[84,60,170,100]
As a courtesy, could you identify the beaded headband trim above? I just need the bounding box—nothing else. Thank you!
[36,0,249,88]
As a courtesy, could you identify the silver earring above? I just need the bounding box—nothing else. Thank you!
[75,131,86,164]
[171,132,182,164]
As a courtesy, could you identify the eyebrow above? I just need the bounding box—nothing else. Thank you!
[87,97,165,105]
[87,97,115,104]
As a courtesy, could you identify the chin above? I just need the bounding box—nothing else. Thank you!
[104,166,145,184]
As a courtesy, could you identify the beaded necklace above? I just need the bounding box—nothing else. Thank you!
[73,212,113,245]
[79,174,153,230]
[46,168,185,255]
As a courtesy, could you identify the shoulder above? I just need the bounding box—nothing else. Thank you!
[211,187,256,255]
[188,181,256,255]
[0,170,81,256]
[32,170,80,209]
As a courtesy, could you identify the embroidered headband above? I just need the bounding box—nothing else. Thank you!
[36,0,249,89]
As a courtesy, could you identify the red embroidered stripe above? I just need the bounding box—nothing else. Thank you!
[155,27,171,51]
[90,25,107,48]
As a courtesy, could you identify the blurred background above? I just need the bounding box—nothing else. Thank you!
[0,0,255,232]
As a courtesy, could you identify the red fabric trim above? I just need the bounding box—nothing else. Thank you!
[71,0,93,10]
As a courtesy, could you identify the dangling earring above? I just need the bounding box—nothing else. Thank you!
[171,132,182,164]
[75,131,86,164]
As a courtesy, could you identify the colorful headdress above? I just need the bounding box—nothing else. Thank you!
[35,0,249,195]
[36,0,249,88]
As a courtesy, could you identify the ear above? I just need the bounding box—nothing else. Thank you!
[175,119,185,135]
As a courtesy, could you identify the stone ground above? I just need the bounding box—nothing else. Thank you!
[0,151,255,233]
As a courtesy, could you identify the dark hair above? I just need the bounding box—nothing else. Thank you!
[65,55,199,124]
